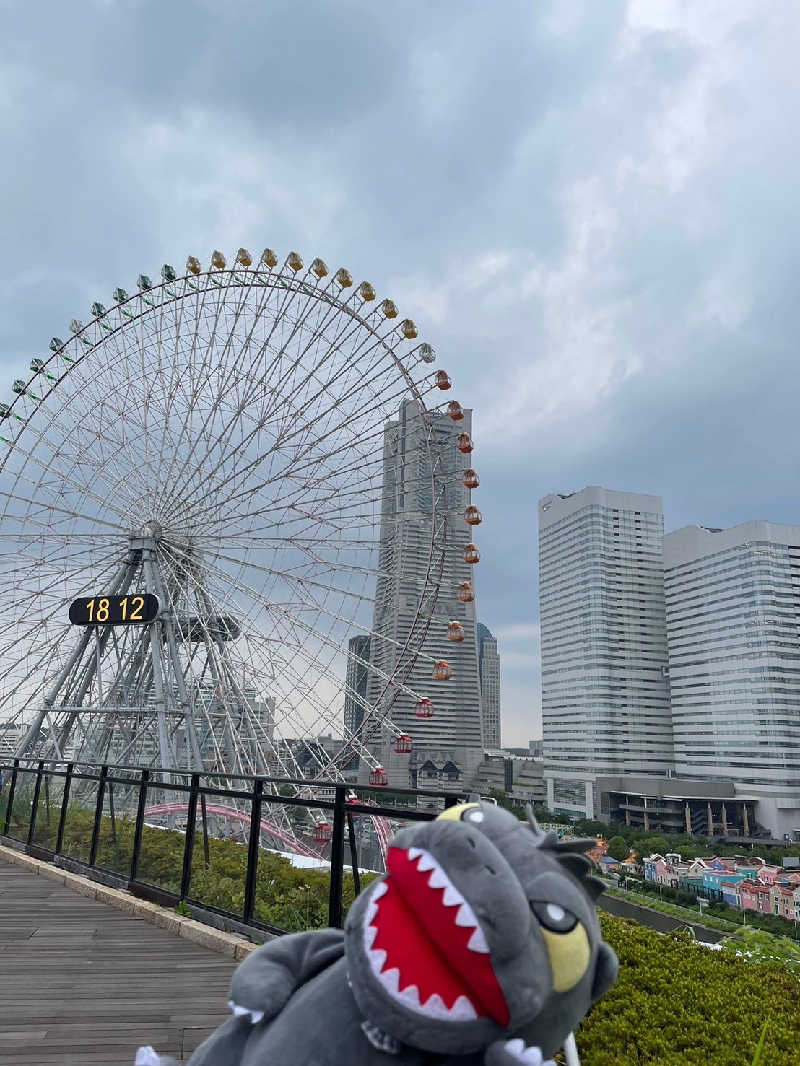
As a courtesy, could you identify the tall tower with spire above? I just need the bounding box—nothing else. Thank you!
[365,398,483,788]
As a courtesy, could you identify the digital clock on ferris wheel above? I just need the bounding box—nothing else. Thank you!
[68,594,160,626]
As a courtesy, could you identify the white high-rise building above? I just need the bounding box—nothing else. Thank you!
[366,399,483,788]
[477,622,501,749]
[664,522,800,837]
[539,487,672,818]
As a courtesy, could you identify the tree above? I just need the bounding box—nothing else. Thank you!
[606,835,630,861]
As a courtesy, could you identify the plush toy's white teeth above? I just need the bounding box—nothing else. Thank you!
[449,995,479,1020]
[227,1001,264,1024]
[454,900,479,928]
[368,947,388,973]
[503,1039,552,1066]
[378,966,401,996]
[466,925,490,954]
[366,945,479,1020]
[407,849,471,913]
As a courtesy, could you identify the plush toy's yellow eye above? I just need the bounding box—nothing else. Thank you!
[534,906,591,994]
[436,802,483,822]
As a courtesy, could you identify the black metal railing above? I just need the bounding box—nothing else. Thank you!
[0,758,462,935]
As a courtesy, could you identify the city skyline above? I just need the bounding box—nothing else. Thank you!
[538,483,800,837]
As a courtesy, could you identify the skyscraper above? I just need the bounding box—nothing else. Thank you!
[664,521,800,837]
[343,634,370,772]
[538,487,672,818]
[477,622,501,749]
[366,398,483,787]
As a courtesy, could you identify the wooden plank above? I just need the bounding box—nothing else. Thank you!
[0,858,236,1063]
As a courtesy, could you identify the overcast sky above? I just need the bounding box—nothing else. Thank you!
[2,0,798,746]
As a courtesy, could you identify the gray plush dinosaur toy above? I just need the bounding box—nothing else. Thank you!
[136,802,618,1066]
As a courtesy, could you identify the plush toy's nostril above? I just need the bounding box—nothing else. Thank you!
[467,836,477,849]
[484,864,497,876]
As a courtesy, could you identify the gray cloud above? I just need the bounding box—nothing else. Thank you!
[2,0,798,744]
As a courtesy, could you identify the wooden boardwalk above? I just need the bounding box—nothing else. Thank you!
[0,858,237,1064]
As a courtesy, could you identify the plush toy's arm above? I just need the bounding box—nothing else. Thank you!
[484,1038,558,1066]
[228,928,345,1020]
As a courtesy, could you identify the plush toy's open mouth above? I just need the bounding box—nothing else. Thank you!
[363,846,510,1026]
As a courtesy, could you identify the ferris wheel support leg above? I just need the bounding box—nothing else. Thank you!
[141,548,175,775]
[14,616,100,760]
[152,554,205,773]
[166,620,204,770]
[44,555,140,762]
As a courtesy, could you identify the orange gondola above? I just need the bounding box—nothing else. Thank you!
[463,543,480,564]
[457,582,475,603]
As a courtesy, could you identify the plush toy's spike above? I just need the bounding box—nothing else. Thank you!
[525,803,543,837]
[550,837,596,854]
[583,876,607,902]
[555,852,594,880]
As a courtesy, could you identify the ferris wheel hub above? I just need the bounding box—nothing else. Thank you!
[140,520,163,540]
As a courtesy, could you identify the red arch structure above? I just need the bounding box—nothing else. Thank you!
[144,802,395,867]
[143,802,320,859]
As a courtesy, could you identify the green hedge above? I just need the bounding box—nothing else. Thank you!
[575,916,800,1066]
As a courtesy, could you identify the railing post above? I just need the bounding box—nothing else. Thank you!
[346,810,361,898]
[243,778,263,924]
[200,794,210,867]
[55,762,74,855]
[129,769,149,882]
[26,761,45,846]
[180,773,200,900]
[88,765,108,867]
[328,785,347,929]
[3,759,19,836]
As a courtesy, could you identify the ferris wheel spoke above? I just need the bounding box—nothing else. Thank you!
[171,303,410,523]
[0,433,138,529]
[157,272,309,513]
[22,340,168,514]
[201,370,438,524]
[198,551,433,693]
[171,275,358,510]
[0,490,129,538]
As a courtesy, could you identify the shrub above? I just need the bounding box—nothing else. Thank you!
[575,915,800,1065]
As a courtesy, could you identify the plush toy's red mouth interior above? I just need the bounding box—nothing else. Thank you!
[363,846,510,1026]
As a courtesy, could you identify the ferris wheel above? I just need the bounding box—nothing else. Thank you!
[0,247,481,822]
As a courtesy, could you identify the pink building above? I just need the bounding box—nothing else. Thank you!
[768,882,800,921]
